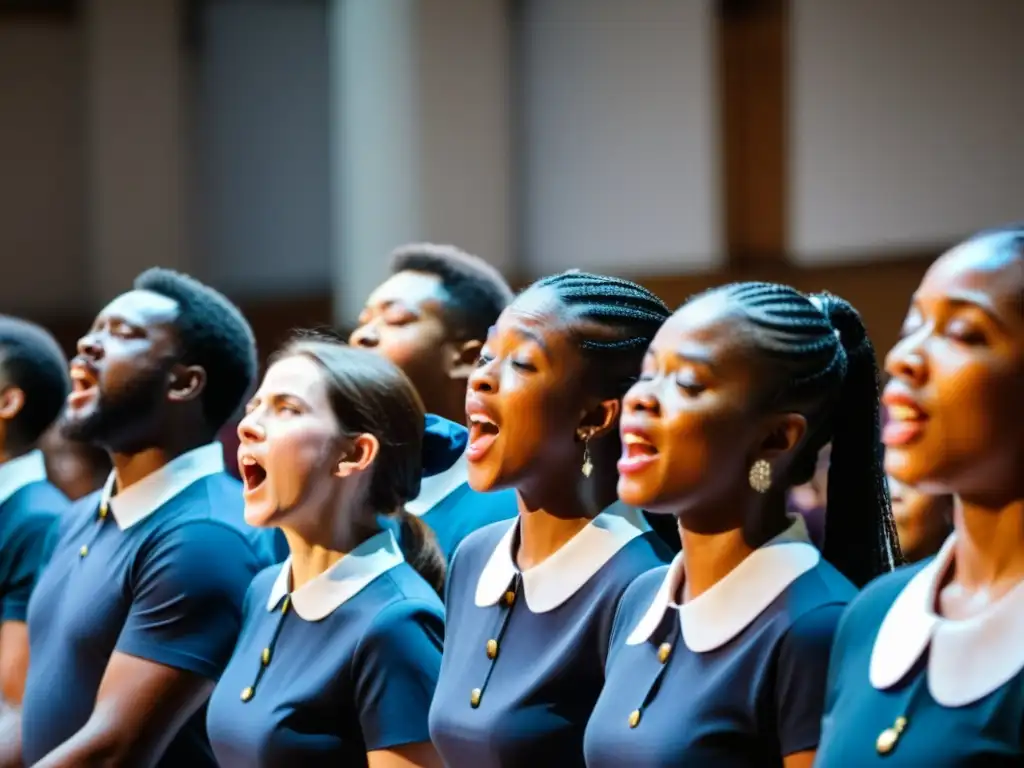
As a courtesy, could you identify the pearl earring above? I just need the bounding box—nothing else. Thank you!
[748,459,772,493]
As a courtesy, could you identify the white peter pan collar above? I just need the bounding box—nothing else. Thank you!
[0,450,48,508]
[869,534,1024,707]
[267,529,404,621]
[405,450,468,517]
[474,501,651,613]
[100,442,225,530]
[627,515,819,651]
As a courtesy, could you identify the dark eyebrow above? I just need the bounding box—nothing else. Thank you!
[913,291,1010,330]
[510,326,552,360]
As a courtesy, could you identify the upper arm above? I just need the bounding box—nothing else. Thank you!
[115,522,261,679]
[367,742,443,768]
[0,622,29,705]
[353,601,444,753]
[1,512,57,624]
[774,603,846,757]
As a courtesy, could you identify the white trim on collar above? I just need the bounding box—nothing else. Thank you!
[101,442,225,530]
[626,515,818,651]
[474,501,651,613]
[0,450,48,508]
[267,529,404,621]
[869,534,1024,707]
[405,450,468,517]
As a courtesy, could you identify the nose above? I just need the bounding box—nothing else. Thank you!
[76,332,102,360]
[350,323,378,349]
[468,358,497,393]
[237,411,265,444]
[884,334,927,386]
[623,382,660,416]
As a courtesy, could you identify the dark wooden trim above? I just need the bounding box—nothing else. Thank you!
[717,0,789,265]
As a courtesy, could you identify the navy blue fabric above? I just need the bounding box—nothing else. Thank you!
[22,472,273,767]
[421,414,468,477]
[429,521,671,767]
[0,480,65,622]
[584,560,854,767]
[207,562,443,767]
[816,562,1024,766]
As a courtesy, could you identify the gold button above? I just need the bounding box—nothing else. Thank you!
[485,639,498,660]
[470,688,482,708]
[876,716,907,755]
[657,642,672,664]
[98,504,108,520]
[504,590,515,606]
[261,647,271,666]
[240,686,254,702]
[628,709,641,728]
[281,596,290,614]
[79,545,88,557]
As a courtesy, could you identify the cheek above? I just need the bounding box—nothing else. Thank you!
[379,327,443,367]
[265,429,335,501]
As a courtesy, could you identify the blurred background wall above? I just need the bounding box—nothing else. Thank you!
[1,0,1022,361]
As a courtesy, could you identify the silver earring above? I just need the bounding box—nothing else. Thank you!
[749,459,772,493]
[581,436,593,478]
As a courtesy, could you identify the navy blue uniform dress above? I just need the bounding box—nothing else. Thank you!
[584,516,855,767]
[206,529,444,767]
[22,443,274,767]
[429,502,670,767]
[816,535,1024,765]
[0,451,65,624]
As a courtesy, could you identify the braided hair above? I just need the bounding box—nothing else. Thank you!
[529,270,671,399]
[704,281,902,587]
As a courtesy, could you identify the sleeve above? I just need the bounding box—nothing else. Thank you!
[774,602,846,756]
[115,520,263,680]
[352,600,444,752]
[1,512,58,623]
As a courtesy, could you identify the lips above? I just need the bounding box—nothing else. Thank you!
[67,360,99,410]
[466,399,500,462]
[882,390,929,447]
[617,426,659,474]
[239,454,267,493]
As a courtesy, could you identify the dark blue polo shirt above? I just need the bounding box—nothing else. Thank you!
[429,503,670,768]
[816,536,1024,766]
[584,516,854,767]
[206,529,443,766]
[22,443,273,767]
[0,451,65,623]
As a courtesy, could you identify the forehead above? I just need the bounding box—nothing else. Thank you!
[653,293,746,355]
[921,236,1024,316]
[98,289,179,327]
[365,270,445,308]
[492,287,568,338]
[258,355,329,405]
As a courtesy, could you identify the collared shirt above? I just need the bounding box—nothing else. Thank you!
[206,530,444,767]
[584,516,855,767]
[0,450,65,623]
[22,443,273,767]
[816,536,1024,766]
[429,503,671,768]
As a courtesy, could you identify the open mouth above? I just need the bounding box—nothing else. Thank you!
[618,430,659,473]
[68,363,99,409]
[882,402,928,447]
[239,455,267,492]
[467,413,500,461]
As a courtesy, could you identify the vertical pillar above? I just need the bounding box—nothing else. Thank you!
[84,0,188,305]
[327,0,512,325]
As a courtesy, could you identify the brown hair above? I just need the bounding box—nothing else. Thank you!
[274,335,446,593]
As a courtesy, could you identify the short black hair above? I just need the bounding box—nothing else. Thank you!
[530,270,672,400]
[0,316,71,447]
[701,282,901,586]
[390,243,513,341]
[134,268,257,433]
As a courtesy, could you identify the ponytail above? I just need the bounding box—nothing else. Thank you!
[395,509,447,595]
[815,293,904,586]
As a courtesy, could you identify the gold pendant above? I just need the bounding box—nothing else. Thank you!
[875,716,907,755]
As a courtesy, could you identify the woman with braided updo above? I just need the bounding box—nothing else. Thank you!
[428,271,673,767]
[583,282,901,768]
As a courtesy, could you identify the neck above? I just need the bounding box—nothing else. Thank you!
[951,495,1024,589]
[110,436,209,492]
[282,535,346,592]
[0,446,30,466]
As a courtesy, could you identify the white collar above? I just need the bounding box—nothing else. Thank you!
[869,534,1024,707]
[101,442,225,530]
[0,450,48,508]
[405,450,468,516]
[267,529,404,621]
[474,501,651,613]
[627,515,819,652]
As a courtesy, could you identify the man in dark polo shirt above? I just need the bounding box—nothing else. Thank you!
[12,269,274,768]
[0,318,71,712]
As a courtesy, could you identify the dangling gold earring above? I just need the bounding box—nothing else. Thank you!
[749,459,772,493]
[581,434,594,478]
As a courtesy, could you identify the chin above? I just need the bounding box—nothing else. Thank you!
[243,501,278,528]
[466,464,503,493]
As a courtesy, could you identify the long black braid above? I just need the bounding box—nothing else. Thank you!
[705,281,902,587]
[530,270,671,398]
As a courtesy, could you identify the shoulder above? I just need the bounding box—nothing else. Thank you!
[449,517,515,565]
[356,568,444,651]
[135,516,266,586]
[784,558,859,618]
[612,564,668,629]
[836,560,926,635]
[2,484,64,542]
[8,480,70,518]
[593,531,672,598]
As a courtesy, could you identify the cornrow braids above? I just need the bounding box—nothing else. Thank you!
[707,281,902,587]
[531,271,671,399]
